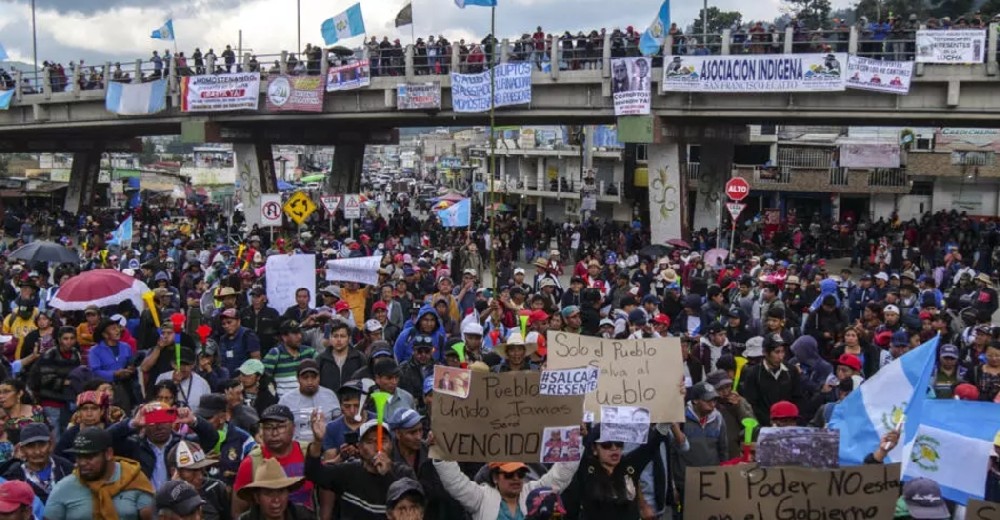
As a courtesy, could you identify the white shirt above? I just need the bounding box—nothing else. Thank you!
[155,371,211,410]
[279,387,341,442]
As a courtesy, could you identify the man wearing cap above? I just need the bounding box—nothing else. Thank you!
[164,442,229,520]
[389,408,427,474]
[279,359,341,442]
[193,393,256,486]
[1,422,72,503]
[739,334,802,425]
[155,480,208,520]
[240,286,281,351]
[373,357,417,419]
[234,358,277,415]
[677,381,725,486]
[138,321,200,399]
[262,320,318,400]
[932,344,966,399]
[233,404,316,516]
[320,381,375,460]
[386,477,426,520]
[973,272,999,317]
[705,370,754,458]
[369,299,400,345]
[306,416,416,520]
[398,334,436,403]
[214,307,262,377]
[44,427,155,520]
[154,347,211,408]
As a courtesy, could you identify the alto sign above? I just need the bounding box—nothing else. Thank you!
[725,177,751,202]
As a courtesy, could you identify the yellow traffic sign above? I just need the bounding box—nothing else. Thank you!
[282,192,317,225]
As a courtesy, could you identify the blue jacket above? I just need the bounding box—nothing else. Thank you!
[788,335,832,395]
[393,304,446,362]
[88,340,133,382]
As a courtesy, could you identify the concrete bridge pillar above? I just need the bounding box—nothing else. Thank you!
[645,142,684,245]
[65,150,102,213]
[328,144,365,195]
[233,143,278,228]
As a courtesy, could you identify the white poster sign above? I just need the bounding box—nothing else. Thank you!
[916,29,986,64]
[597,406,650,444]
[662,53,847,92]
[180,72,261,112]
[539,367,600,396]
[611,57,652,116]
[451,63,532,113]
[265,254,316,314]
[260,193,283,227]
[839,142,901,169]
[845,55,913,95]
[324,255,381,285]
[343,193,361,219]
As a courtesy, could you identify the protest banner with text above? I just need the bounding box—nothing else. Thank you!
[180,72,261,112]
[450,63,532,113]
[546,332,684,423]
[685,464,902,520]
[429,371,584,462]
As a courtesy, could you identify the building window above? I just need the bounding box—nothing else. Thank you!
[910,181,933,196]
[636,144,648,162]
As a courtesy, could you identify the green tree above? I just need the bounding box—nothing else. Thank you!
[692,7,744,36]
[926,0,975,18]
[853,0,921,21]
[783,0,833,27]
[139,139,156,165]
[983,0,1000,15]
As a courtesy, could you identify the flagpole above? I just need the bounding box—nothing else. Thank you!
[31,0,38,89]
[487,4,497,290]
[297,0,302,55]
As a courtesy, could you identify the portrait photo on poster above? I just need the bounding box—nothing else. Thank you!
[433,365,472,399]
[540,426,584,463]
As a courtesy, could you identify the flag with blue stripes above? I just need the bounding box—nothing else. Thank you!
[105,79,167,115]
[436,198,471,227]
[151,19,174,40]
[828,335,939,466]
[455,0,497,7]
[902,399,1000,505]
[639,0,670,56]
[0,42,8,61]
[320,3,366,46]
[0,90,12,111]
[107,216,134,246]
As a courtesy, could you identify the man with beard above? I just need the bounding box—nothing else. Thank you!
[43,428,155,520]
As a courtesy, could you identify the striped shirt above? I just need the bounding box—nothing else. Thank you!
[262,344,317,400]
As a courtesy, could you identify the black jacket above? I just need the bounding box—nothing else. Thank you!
[1,455,74,503]
[738,362,803,426]
[317,347,367,393]
[106,415,218,478]
[398,358,434,403]
[29,346,81,403]
[240,305,281,351]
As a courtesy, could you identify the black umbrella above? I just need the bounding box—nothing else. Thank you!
[327,45,355,57]
[8,241,79,264]
[639,244,671,259]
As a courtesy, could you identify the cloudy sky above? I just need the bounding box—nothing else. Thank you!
[0,0,854,68]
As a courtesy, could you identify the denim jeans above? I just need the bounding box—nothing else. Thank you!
[42,406,66,442]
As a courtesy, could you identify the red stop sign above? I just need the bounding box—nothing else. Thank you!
[725,177,750,201]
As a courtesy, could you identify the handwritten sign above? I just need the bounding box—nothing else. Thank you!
[967,500,1000,520]
[428,371,584,462]
[450,63,532,113]
[539,366,599,395]
[685,464,902,520]
[546,332,684,423]
[265,254,317,315]
[325,255,381,285]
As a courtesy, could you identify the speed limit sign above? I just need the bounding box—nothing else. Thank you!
[260,194,282,228]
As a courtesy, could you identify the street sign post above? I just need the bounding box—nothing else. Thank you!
[343,194,361,238]
[321,195,341,232]
[283,191,317,226]
[725,177,750,202]
[726,202,746,257]
[260,194,282,228]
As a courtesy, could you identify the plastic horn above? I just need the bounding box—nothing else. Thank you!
[142,291,161,328]
[452,342,467,369]
[100,250,108,264]
[170,313,186,370]
[732,356,749,392]
[741,417,759,463]
[519,314,529,338]
[244,247,256,271]
[357,378,376,422]
[369,391,392,453]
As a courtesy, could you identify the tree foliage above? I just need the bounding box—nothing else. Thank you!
[692,7,744,35]
[782,0,833,27]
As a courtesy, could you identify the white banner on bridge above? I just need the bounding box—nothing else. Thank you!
[839,142,901,169]
[181,72,261,112]
[662,53,847,93]
[450,63,532,113]
[845,55,913,95]
[916,29,986,64]
[611,57,652,116]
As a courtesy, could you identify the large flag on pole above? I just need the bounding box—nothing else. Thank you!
[639,0,670,56]
[107,216,134,246]
[320,3,366,46]
[828,335,940,466]
[151,19,175,40]
[454,0,497,7]
[436,198,471,227]
[0,90,12,111]
[395,3,413,27]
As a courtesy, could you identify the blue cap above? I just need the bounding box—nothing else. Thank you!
[628,309,647,325]
[389,408,423,430]
[891,329,909,347]
[423,376,434,395]
[641,294,661,305]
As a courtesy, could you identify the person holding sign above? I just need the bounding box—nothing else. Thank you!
[433,459,579,520]
[492,332,538,373]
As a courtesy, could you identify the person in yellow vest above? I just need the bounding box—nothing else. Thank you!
[340,282,369,329]
[2,304,38,361]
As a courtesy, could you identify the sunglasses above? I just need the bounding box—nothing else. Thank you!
[598,441,624,450]
[414,335,434,345]
[500,470,527,479]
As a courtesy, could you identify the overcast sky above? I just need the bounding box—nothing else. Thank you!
[0,0,855,68]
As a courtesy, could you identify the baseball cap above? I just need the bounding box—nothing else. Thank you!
[770,400,799,420]
[219,308,239,320]
[939,344,959,359]
[297,359,320,376]
[195,393,227,419]
[527,310,549,326]
[156,480,205,516]
[334,301,351,313]
[18,423,50,445]
[389,408,423,430]
[0,481,34,514]
[372,301,388,312]
[561,305,580,318]
[489,461,528,473]
[705,370,733,389]
[279,320,301,335]
[955,383,980,401]
[627,309,647,325]
[705,321,724,334]
[169,440,217,470]
[261,404,295,423]
[365,319,383,332]
[374,358,401,377]
[902,478,950,519]
[462,322,484,336]
[386,477,425,509]
[690,381,719,401]
[359,419,392,441]
[513,268,525,275]
[238,358,265,376]
[599,318,615,328]
[68,427,112,454]
[836,354,862,372]
[875,272,889,282]
[883,304,900,315]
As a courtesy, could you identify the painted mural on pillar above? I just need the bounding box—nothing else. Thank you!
[651,167,678,223]
[647,144,683,244]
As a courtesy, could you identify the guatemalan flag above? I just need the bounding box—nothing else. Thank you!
[106,216,134,246]
[639,0,670,56]
[454,0,497,7]
[0,90,12,111]
[828,335,940,466]
[436,198,471,227]
[902,399,1000,505]
[150,19,175,40]
[105,79,167,115]
[320,3,366,46]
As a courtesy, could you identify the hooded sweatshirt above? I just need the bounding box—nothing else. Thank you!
[393,304,447,362]
[788,335,832,396]
[809,278,842,312]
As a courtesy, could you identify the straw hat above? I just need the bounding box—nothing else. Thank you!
[494,331,537,359]
[236,459,304,501]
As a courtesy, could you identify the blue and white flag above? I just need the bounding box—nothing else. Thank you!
[639,0,670,56]
[107,216,134,246]
[828,335,939,466]
[151,19,174,40]
[902,400,1000,505]
[436,198,471,227]
[454,0,497,7]
[105,79,167,115]
[0,90,12,111]
[0,42,8,61]
[320,3,366,46]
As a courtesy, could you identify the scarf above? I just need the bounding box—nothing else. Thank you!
[76,457,154,520]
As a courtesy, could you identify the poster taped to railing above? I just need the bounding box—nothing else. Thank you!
[397,82,442,110]
[326,60,371,92]
[662,53,847,92]
[839,142,901,168]
[916,29,986,64]
[451,63,532,113]
[180,73,260,112]
[845,55,913,95]
[611,57,651,116]
[266,75,325,112]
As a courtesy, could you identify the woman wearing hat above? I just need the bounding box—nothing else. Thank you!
[237,458,310,520]
[492,332,538,373]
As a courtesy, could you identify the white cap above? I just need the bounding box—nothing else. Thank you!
[462,322,484,336]
[514,268,525,275]
[364,319,383,332]
[875,272,889,282]
[504,331,525,346]
[883,305,900,315]
[525,331,540,345]
[600,318,615,328]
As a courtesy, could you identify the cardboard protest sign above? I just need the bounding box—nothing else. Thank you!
[685,463,902,520]
[539,366,599,395]
[429,371,584,462]
[967,499,1000,520]
[757,427,840,469]
[546,332,684,422]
